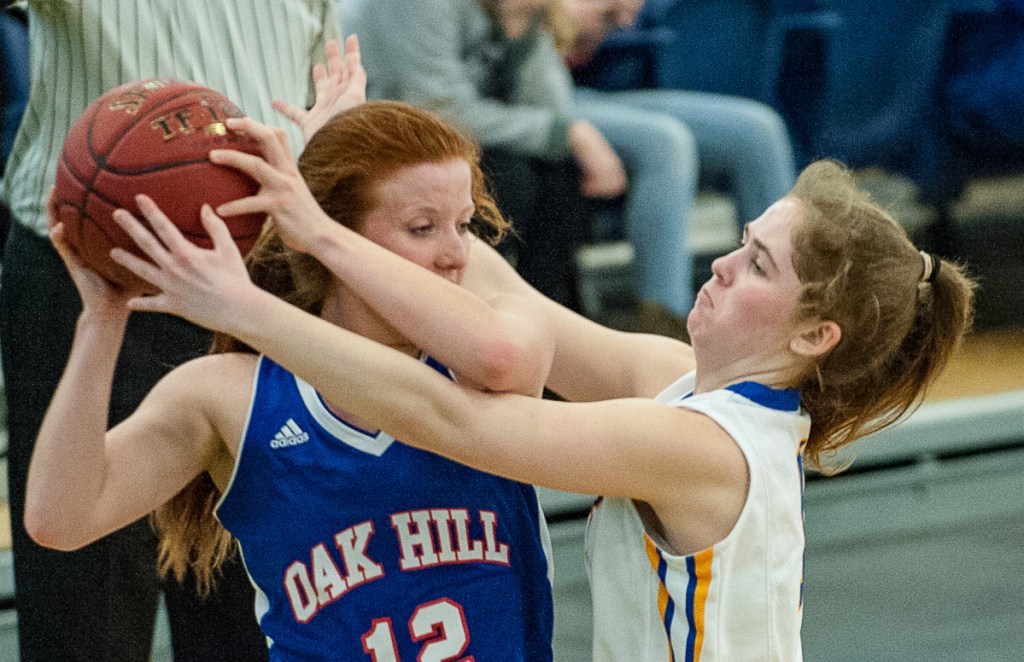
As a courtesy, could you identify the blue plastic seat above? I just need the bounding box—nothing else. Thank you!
[807,0,957,187]
[575,1,840,165]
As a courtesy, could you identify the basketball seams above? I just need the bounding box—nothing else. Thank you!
[90,86,259,176]
[76,168,263,241]
[54,79,264,288]
[85,83,202,173]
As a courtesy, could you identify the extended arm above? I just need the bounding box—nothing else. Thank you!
[463,239,695,400]
[272,35,367,144]
[23,219,233,551]
[109,205,745,542]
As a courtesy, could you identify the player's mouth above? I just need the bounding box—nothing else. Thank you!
[696,286,712,307]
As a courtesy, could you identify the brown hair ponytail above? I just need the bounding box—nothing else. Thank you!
[787,161,977,471]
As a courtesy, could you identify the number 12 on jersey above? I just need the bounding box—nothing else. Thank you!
[362,598,475,661]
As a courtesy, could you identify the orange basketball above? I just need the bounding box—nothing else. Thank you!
[53,78,265,291]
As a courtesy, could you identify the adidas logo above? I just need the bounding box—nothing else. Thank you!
[269,419,310,448]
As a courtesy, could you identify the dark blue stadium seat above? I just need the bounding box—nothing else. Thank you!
[805,0,1024,254]
[607,0,1021,256]
[806,0,958,189]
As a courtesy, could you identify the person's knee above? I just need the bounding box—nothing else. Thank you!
[644,114,696,156]
[733,100,792,148]
[620,114,696,180]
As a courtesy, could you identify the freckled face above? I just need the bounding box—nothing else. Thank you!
[688,198,806,362]
[359,160,475,285]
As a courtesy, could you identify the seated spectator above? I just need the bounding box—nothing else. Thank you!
[342,0,607,312]
[345,0,797,337]
[562,0,798,332]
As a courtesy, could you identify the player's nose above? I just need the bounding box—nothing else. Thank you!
[436,231,469,274]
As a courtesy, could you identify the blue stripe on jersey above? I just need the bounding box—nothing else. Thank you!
[798,452,807,609]
[725,381,801,412]
[660,555,677,662]
[422,354,451,376]
[684,555,699,662]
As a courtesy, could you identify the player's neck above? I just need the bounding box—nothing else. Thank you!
[322,397,381,435]
[320,285,420,358]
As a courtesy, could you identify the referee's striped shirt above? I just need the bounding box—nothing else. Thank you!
[1,0,341,236]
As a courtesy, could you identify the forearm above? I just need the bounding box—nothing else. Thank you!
[312,227,549,393]
[24,311,127,549]
[232,287,477,447]
[467,242,693,400]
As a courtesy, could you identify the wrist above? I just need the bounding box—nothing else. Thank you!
[77,303,130,330]
[74,307,130,357]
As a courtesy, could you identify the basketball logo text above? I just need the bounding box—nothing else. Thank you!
[107,79,170,115]
[150,96,244,142]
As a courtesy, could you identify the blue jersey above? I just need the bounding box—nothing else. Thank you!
[216,356,554,661]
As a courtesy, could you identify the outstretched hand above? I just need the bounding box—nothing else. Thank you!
[210,116,334,255]
[273,34,366,143]
[109,195,261,336]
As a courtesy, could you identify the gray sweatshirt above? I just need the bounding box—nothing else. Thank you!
[343,0,575,159]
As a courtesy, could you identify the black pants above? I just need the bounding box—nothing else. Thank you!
[482,150,591,312]
[1,221,267,661]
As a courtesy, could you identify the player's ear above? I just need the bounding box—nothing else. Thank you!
[791,320,840,358]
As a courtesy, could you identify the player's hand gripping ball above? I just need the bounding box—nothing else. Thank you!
[53,78,266,291]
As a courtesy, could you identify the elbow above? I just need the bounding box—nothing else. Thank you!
[23,504,90,552]
[477,345,519,392]
[474,340,538,394]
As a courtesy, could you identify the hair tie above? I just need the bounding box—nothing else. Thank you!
[919,251,941,284]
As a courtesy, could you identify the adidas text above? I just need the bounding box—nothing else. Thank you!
[270,419,311,448]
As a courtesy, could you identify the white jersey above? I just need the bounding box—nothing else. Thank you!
[585,372,810,661]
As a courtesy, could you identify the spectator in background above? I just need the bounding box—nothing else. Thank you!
[0,2,340,660]
[345,0,797,338]
[342,0,622,312]
[562,0,798,332]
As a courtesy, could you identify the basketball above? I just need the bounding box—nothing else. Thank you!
[53,78,266,291]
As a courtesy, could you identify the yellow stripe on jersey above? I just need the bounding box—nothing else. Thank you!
[644,534,676,661]
[643,533,716,662]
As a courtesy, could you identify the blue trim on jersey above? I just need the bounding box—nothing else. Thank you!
[725,381,801,412]
[656,551,677,662]
[797,453,807,609]
[422,354,451,376]
[683,555,702,662]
